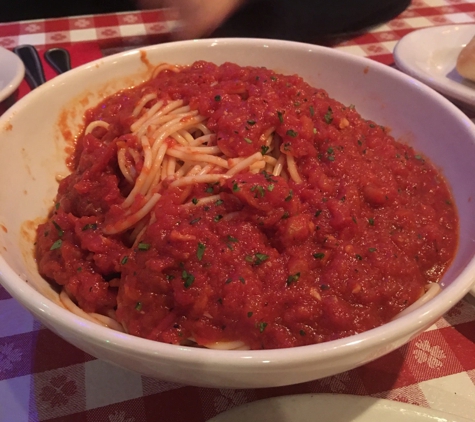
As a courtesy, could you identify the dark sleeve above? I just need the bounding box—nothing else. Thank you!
[211,0,410,42]
[1,0,136,22]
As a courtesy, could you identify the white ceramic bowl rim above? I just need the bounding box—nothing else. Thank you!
[1,38,475,370]
[0,46,25,102]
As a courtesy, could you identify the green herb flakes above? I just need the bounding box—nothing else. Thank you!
[197,243,206,261]
[324,107,333,124]
[286,272,300,285]
[182,270,195,288]
[50,239,62,251]
[52,221,64,237]
[286,129,298,137]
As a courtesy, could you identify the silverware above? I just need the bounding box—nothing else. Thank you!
[44,48,71,75]
[13,44,46,89]
[13,45,72,90]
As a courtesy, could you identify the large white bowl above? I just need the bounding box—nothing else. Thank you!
[1,39,475,389]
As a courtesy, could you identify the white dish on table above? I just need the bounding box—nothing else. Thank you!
[394,24,475,109]
[0,46,24,101]
[0,38,475,389]
[207,394,473,422]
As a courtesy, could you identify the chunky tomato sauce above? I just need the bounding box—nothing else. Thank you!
[35,61,458,349]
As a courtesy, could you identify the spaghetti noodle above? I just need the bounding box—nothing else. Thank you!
[35,61,458,350]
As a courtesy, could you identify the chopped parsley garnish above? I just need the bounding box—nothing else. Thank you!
[277,111,284,123]
[192,198,199,205]
[189,217,201,225]
[285,190,293,201]
[214,95,221,101]
[50,239,62,251]
[52,221,64,237]
[121,256,128,265]
[355,254,363,260]
[324,107,333,124]
[368,218,375,226]
[315,210,322,217]
[215,199,224,206]
[197,243,206,261]
[313,252,325,259]
[244,137,253,144]
[81,223,97,231]
[205,185,214,193]
[286,129,298,137]
[246,253,269,266]
[320,284,330,290]
[182,270,195,288]
[257,322,268,333]
[138,242,151,251]
[368,247,377,253]
[251,184,265,198]
[247,120,256,126]
[247,312,253,318]
[254,253,269,265]
[214,214,223,222]
[261,145,269,155]
[232,182,240,192]
[282,211,290,219]
[286,272,300,285]
[135,302,142,311]
[299,330,306,336]
[227,235,238,243]
[267,184,275,192]
[309,105,315,116]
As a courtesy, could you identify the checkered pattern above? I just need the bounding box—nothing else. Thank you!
[1,1,475,421]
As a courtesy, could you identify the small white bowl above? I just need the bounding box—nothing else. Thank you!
[0,46,25,102]
[1,39,475,388]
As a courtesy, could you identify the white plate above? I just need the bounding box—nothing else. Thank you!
[394,24,475,109]
[0,46,25,102]
[207,394,473,422]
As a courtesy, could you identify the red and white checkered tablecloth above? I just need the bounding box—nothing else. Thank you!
[1,1,475,421]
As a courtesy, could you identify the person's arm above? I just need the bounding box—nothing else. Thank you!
[137,0,248,40]
[138,0,411,42]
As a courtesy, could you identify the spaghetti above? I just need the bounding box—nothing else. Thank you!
[35,61,458,350]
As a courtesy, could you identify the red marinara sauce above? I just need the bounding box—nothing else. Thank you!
[35,61,458,349]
